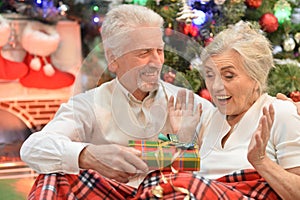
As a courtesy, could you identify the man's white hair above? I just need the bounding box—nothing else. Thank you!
[101,4,164,40]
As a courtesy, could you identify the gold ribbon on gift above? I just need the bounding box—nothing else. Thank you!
[152,141,191,199]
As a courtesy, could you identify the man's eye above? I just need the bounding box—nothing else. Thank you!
[139,50,151,55]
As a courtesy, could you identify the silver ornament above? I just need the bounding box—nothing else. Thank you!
[273,45,283,54]
[291,8,300,24]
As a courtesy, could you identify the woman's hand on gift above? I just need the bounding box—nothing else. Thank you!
[168,89,202,143]
[79,144,148,183]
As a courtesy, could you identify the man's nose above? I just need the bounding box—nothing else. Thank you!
[150,49,163,64]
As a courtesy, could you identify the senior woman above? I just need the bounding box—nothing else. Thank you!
[195,21,300,199]
[132,21,300,199]
[158,20,299,199]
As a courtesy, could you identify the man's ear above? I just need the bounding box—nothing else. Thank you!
[108,60,118,73]
[105,49,118,73]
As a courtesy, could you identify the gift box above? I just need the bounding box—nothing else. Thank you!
[128,140,200,171]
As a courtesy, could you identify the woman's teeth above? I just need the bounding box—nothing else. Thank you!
[216,95,231,100]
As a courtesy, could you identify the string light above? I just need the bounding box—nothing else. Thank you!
[192,9,206,26]
[93,5,99,12]
[274,0,292,24]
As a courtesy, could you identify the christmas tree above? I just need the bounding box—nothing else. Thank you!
[1,0,300,100]
[145,0,300,99]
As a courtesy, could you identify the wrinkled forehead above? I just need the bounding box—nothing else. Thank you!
[103,27,164,59]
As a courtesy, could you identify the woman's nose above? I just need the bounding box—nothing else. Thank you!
[212,77,224,91]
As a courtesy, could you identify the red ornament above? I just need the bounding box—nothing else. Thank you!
[245,0,263,9]
[165,27,173,36]
[183,24,198,37]
[199,88,212,102]
[204,37,214,46]
[259,13,279,33]
[289,91,300,102]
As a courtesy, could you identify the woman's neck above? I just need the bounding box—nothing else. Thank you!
[226,113,244,127]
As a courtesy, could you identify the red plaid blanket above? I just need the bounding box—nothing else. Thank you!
[28,169,281,200]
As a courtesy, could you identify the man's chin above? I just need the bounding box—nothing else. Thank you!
[138,82,159,92]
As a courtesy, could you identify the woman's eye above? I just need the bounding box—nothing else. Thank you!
[205,71,214,78]
[223,73,234,79]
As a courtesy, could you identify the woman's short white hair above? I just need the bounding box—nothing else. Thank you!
[201,21,274,94]
[101,4,164,40]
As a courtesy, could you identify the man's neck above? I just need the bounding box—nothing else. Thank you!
[132,89,149,101]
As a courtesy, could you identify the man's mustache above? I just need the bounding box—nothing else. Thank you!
[138,65,161,74]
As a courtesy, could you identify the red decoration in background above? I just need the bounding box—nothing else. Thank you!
[0,49,29,80]
[245,0,263,9]
[259,13,279,33]
[20,53,75,89]
[163,71,176,84]
[289,91,300,102]
[183,24,198,37]
[204,37,214,46]
[165,27,173,36]
[199,88,212,102]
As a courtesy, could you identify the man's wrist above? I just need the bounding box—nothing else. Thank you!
[79,146,91,169]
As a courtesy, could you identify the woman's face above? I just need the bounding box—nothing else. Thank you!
[204,49,259,120]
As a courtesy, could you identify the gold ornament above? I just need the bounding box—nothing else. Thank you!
[152,185,164,198]
[294,32,300,44]
[231,0,242,3]
[283,37,296,52]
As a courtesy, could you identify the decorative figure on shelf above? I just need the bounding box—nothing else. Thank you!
[176,0,198,24]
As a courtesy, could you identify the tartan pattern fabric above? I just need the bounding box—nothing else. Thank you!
[128,140,200,171]
[28,169,281,200]
[28,169,136,200]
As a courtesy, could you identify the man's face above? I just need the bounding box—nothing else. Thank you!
[114,46,165,95]
[104,27,165,98]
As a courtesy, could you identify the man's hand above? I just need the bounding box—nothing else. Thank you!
[79,144,148,183]
[276,93,300,115]
[247,104,274,167]
[168,89,202,143]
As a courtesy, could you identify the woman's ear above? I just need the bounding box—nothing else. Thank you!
[253,81,260,93]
